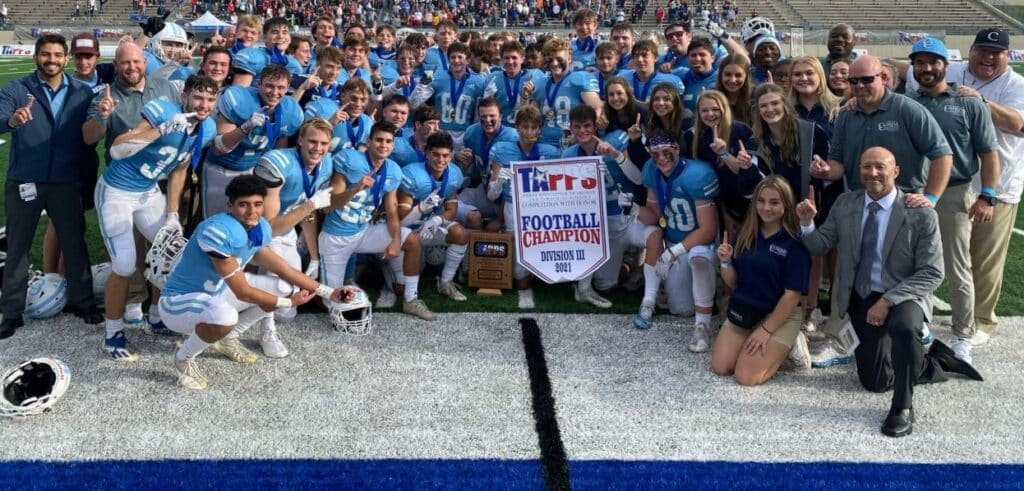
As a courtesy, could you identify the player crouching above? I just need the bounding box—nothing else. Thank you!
[395,132,468,301]
[158,176,355,390]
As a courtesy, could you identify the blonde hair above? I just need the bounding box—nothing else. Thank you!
[734,175,800,255]
[692,90,733,159]
[788,56,840,123]
[751,83,800,170]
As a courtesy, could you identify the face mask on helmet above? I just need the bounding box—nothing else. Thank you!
[741,17,775,45]
[148,23,189,63]
[330,288,373,335]
[1,358,71,419]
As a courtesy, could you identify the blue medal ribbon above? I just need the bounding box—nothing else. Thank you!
[318,83,339,101]
[375,46,395,61]
[247,223,264,247]
[522,143,540,161]
[618,53,632,70]
[189,120,204,173]
[658,159,685,218]
[300,149,320,198]
[269,45,288,66]
[330,38,342,48]
[504,70,524,110]
[230,39,246,54]
[366,153,388,209]
[576,36,596,53]
[439,50,449,72]
[402,76,417,97]
[262,104,282,149]
[427,163,450,212]
[449,70,468,117]
[479,131,498,170]
[598,73,606,99]
[545,74,568,120]
[632,72,655,102]
[413,143,425,164]
[346,117,365,148]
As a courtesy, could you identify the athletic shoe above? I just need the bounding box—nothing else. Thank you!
[920,323,934,345]
[689,323,711,353]
[174,355,208,391]
[123,303,145,326]
[575,286,612,309]
[971,329,990,347]
[950,337,973,365]
[438,280,468,302]
[403,298,438,321]
[149,320,180,337]
[261,322,289,359]
[633,303,655,330]
[210,337,258,364]
[785,332,812,370]
[518,289,535,309]
[375,288,397,309]
[103,331,140,362]
[810,342,852,368]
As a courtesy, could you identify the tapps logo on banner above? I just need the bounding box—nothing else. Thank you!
[510,157,609,284]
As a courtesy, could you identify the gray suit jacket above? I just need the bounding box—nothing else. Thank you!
[802,189,944,321]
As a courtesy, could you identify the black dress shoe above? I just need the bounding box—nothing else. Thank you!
[0,317,25,340]
[68,305,104,325]
[929,339,984,381]
[882,408,914,438]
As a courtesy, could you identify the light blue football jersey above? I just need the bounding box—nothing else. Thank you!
[462,123,518,181]
[207,86,303,171]
[321,149,404,237]
[422,46,448,73]
[256,147,333,215]
[399,162,464,230]
[486,68,541,127]
[560,130,634,217]
[162,213,272,297]
[233,46,304,78]
[103,99,216,192]
[429,69,487,132]
[489,141,561,203]
[302,98,374,152]
[337,67,373,86]
[641,158,719,244]
[390,134,425,168]
[571,37,598,72]
[530,71,599,147]
[620,69,686,103]
[680,68,718,111]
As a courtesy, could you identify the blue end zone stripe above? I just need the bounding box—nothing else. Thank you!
[0,459,1021,489]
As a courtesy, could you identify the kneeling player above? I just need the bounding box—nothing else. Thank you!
[159,175,354,390]
[318,121,437,320]
[639,131,719,351]
[396,132,468,301]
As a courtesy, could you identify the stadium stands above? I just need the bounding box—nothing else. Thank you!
[782,0,1017,33]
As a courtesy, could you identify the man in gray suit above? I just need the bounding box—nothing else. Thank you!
[797,147,983,438]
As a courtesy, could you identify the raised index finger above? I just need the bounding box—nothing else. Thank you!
[808,184,816,204]
[104,84,111,99]
[737,139,746,153]
[723,230,729,245]
[24,95,34,108]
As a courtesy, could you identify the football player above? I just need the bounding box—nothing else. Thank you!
[96,75,218,362]
[569,8,599,72]
[303,78,375,152]
[396,132,469,301]
[422,21,459,73]
[391,104,441,167]
[483,41,538,128]
[337,37,373,86]
[205,64,303,218]
[318,121,437,320]
[231,17,304,88]
[456,97,518,231]
[159,175,355,390]
[291,46,345,109]
[622,40,685,104]
[639,131,720,350]
[524,37,603,149]
[416,42,487,150]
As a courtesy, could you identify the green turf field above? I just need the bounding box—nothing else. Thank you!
[0,57,1022,315]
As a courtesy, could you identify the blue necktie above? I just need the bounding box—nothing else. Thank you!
[855,201,881,298]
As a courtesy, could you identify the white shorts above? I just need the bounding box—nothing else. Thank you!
[260,231,301,319]
[319,223,411,287]
[593,215,660,291]
[94,177,166,277]
[159,286,250,333]
[456,184,500,224]
[664,242,716,315]
[203,163,253,218]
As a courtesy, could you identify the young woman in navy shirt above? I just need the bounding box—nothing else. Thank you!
[712,176,812,386]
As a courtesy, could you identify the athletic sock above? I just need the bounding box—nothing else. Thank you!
[642,264,659,306]
[177,333,210,360]
[441,244,467,283]
[105,318,124,338]
[148,306,162,324]
[695,312,712,327]
[404,275,420,302]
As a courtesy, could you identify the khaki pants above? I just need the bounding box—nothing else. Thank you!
[936,183,974,338]
[970,201,1018,333]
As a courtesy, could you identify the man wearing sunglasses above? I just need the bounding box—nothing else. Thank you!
[814,55,952,210]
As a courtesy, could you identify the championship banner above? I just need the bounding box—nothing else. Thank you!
[509,157,609,284]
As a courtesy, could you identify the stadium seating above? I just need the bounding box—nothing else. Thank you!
[781,0,1013,33]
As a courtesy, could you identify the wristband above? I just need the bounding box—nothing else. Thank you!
[982,186,997,197]
[760,324,775,335]
[721,260,732,269]
[275,297,293,309]
[615,153,627,164]
[924,193,938,204]
[93,113,107,123]
[719,151,733,160]
[315,283,334,300]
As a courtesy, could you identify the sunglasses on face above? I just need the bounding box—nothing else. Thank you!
[847,72,882,86]
[665,31,685,39]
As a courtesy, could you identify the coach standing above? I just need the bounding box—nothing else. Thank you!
[0,34,102,339]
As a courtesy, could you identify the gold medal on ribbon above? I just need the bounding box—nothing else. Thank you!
[545,108,555,119]
[659,216,667,228]
[450,109,456,119]
[191,171,198,185]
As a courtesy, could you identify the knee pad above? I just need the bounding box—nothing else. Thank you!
[108,232,138,277]
[688,250,716,308]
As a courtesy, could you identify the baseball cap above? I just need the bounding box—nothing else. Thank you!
[910,38,948,62]
[973,28,1009,51]
[70,32,99,55]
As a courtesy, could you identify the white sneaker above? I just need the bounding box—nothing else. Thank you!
[174,355,208,391]
[785,332,812,370]
[260,322,289,358]
[518,288,535,309]
[971,329,990,347]
[124,303,145,326]
[437,280,468,302]
[689,323,711,353]
[950,337,973,365]
[574,286,612,308]
[210,336,258,364]
[810,342,852,368]
[403,298,438,321]
[375,288,397,308]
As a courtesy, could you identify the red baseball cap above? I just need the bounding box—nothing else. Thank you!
[70,32,100,55]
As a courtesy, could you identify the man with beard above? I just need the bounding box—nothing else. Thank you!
[821,23,857,75]
[906,38,1000,366]
[0,34,102,339]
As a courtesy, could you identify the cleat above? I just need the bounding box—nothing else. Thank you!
[437,280,468,302]
[810,342,852,368]
[575,286,612,309]
[518,289,535,309]
[403,298,438,321]
[123,303,145,326]
[689,323,711,353]
[784,332,812,370]
[633,303,655,330]
[150,320,180,337]
[103,331,140,362]
[174,355,208,391]
[260,322,289,358]
[210,336,258,364]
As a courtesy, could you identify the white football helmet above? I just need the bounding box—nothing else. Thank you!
[91,262,112,301]
[741,17,775,44]
[329,287,373,335]
[25,272,67,319]
[144,227,188,289]
[424,245,447,268]
[1,358,71,419]
[147,22,189,64]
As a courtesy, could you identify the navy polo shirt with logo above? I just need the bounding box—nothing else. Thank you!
[731,228,812,313]
[907,83,998,187]
[829,90,951,193]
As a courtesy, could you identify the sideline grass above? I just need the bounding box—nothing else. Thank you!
[0,57,1022,315]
